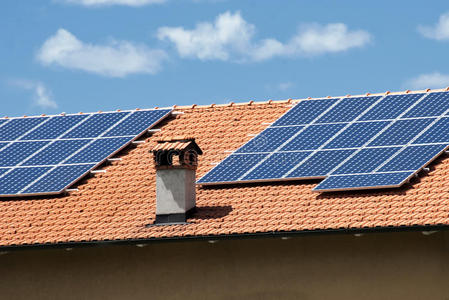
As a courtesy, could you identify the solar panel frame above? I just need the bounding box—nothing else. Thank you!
[313,171,415,192]
[23,164,96,195]
[0,108,172,197]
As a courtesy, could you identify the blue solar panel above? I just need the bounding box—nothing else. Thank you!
[198,90,449,192]
[104,110,170,137]
[413,117,449,144]
[0,168,11,177]
[369,118,435,146]
[24,164,95,194]
[243,151,311,180]
[281,123,345,151]
[324,121,389,149]
[333,147,400,174]
[0,141,49,167]
[403,92,449,118]
[0,167,51,195]
[65,137,131,164]
[316,96,381,123]
[286,150,354,178]
[0,117,48,141]
[20,114,88,140]
[23,139,92,166]
[360,93,425,121]
[236,126,304,153]
[272,98,339,126]
[197,153,267,183]
[62,112,129,139]
[379,144,446,172]
[0,109,172,196]
[313,172,413,191]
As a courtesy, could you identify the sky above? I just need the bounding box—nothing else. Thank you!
[1,1,449,117]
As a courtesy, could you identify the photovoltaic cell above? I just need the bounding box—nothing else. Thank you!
[0,117,48,141]
[197,153,267,183]
[104,110,170,137]
[20,114,88,140]
[0,167,51,195]
[23,139,92,166]
[369,118,435,147]
[413,117,449,144]
[286,149,354,178]
[62,112,129,139]
[24,164,95,194]
[333,147,400,175]
[313,172,413,191]
[0,141,49,167]
[316,96,381,123]
[360,93,425,121]
[378,144,446,172]
[243,151,311,180]
[236,126,304,153]
[324,121,389,149]
[281,123,346,151]
[272,98,339,126]
[403,92,449,118]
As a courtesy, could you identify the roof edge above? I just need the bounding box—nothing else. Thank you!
[2,224,448,252]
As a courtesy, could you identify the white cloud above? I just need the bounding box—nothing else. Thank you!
[405,72,449,90]
[157,11,371,62]
[277,82,294,91]
[60,0,166,7]
[418,12,449,40]
[37,29,168,77]
[9,80,58,109]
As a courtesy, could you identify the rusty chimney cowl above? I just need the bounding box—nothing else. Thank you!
[151,137,203,224]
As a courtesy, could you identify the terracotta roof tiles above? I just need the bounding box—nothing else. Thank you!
[1,91,449,248]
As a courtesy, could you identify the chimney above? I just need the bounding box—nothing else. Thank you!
[152,137,203,224]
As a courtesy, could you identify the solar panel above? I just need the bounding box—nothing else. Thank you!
[324,121,389,149]
[368,118,435,147]
[0,108,172,197]
[235,126,304,153]
[280,124,346,151]
[313,172,414,191]
[198,90,449,192]
[0,117,48,141]
[23,164,96,194]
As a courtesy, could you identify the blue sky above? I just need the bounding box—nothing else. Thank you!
[1,0,449,117]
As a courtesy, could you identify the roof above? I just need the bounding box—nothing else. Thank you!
[152,137,202,154]
[2,88,449,249]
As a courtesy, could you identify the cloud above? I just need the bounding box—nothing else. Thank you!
[157,11,371,62]
[9,80,58,109]
[59,0,166,7]
[37,29,168,77]
[405,72,449,90]
[277,82,294,91]
[418,12,449,40]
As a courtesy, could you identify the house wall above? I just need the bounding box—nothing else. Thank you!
[1,231,449,300]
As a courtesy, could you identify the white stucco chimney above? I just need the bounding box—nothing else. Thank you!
[152,137,202,224]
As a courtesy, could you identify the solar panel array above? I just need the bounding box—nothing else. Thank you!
[0,109,171,197]
[197,91,449,192]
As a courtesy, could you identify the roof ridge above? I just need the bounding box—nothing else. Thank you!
[174,87,449,110]
[5,87,449,118]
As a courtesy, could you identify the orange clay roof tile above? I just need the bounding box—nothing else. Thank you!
[1,92,449,248]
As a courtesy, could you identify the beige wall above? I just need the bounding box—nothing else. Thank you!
[1,231,449,300]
